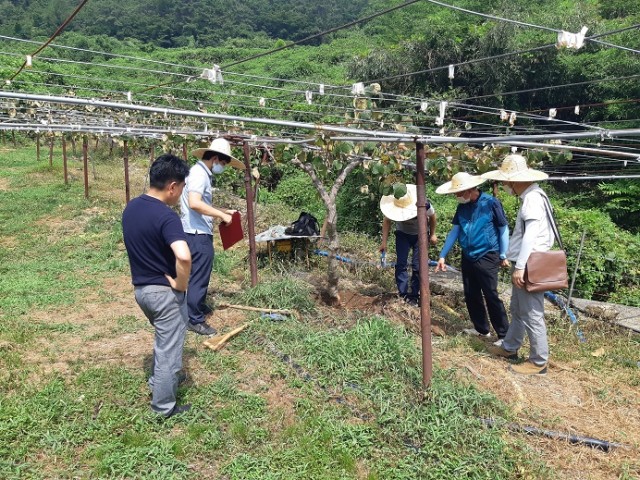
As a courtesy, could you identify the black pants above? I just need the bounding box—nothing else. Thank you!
[185,233,214,325]
[461,251,509,338]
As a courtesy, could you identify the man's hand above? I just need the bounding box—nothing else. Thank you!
[501,258,511,268]
[165,273,187,292]
[512,268,525,289]
[222,213,233,224]
[429,234,438,245]
[434,257,447,273]
[379,243,386,253]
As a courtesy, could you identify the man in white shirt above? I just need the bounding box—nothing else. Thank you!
[180,138,245,335]
[482,154,555,375]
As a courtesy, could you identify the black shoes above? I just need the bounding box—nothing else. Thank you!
[403,297,420,307]
[165,403,191,418]
[187,322,217,336]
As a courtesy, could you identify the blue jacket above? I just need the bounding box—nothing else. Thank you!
[446,192,508,262]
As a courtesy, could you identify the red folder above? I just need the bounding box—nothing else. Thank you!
[219,211,244,250]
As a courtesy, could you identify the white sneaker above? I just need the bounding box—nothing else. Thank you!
[463,328,491,338]
[492,338,504,347]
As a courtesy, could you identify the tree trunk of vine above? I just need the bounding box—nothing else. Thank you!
[325,203,341,305]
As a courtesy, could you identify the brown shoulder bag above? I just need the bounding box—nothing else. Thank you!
[523,195,569,292]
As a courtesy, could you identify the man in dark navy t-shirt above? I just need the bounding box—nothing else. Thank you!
[122,154,192,418]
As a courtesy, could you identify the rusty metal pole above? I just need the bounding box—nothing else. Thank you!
[182,142,188,161]
[243,141,258,287]
[62,136,68,184]
[36,133,40,161]
[48,137,54,166]
[83,136,89,199]
[415,141,432,389]
[150,143,155,163]
[124,140,131,203]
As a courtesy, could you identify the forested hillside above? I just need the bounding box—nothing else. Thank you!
[1,0,375,46]
[1,0,639,231]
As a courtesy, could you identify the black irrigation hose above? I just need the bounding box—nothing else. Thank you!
[256,336,630,454]
[480,418,627,452]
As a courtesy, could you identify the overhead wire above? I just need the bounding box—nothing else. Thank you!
[0,15,637,168]
[420,0,640,54]
[2,38,627,139]
[4,0,91,84]
[455,74,640,103]
[136,0,427,94]
[4,47,627,137]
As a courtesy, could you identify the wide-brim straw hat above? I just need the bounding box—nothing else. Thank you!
[435,172,486,194]
[380,184,418,222]
[192,138,246,170]
[481,154,548,182]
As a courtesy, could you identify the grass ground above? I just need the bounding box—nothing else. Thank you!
[0,144,638,479]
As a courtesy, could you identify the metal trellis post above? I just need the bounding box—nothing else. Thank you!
[124,140,130,203]
[415,141,433,389]
[62,136,68,185]
[243,141,258,287]
[567,229,586,312]
[83,136,89,199]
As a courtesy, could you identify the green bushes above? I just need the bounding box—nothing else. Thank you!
[555,204,640,304]
[257,168,325,222]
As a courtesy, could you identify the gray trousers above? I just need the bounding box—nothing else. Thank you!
[502,284,549,366]
[134,285,188,416]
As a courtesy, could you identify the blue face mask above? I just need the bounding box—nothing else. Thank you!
[211,163,225,175]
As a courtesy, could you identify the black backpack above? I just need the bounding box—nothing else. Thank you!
[285,212,320,236]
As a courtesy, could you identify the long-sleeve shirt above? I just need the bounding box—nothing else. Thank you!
[506,184,554,269]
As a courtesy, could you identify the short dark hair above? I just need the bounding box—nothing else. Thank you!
[149,154,190,189]
[202,151,230,163]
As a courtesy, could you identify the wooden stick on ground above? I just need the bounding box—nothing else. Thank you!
[217,303,298,319]
[203,323,250,352]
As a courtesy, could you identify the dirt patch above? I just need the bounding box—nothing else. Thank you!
[36,206,108,239]
[0,177,10,191]
[237,351,299,430]
[0,235,18,249]
[434,336,640,479]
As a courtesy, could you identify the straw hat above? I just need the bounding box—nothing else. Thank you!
[435,172,486,194]
[191,138,245,170]
[481,154,548,182]
[380,184,418,222]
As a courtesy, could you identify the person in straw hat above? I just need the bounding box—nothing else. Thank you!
[379,183,437,306]
[434,172,511,341]
[482,154,554,375]
[180,138,245,336]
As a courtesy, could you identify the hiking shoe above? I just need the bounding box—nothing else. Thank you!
[165,403,191,418]
[487,345,518,360]
[404,297,420,307]
[511,361,548,376]
[187,322,217,336]
[463,328,491,338]
[492,338,504,347]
